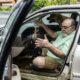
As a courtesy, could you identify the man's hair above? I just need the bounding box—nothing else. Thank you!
[63,18,75,26]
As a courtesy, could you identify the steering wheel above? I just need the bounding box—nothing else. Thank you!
[21,27,42,58]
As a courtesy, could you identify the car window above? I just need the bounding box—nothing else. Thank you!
[42,13,71,26]
[42,14,59,25]
[0,7,19,51]
[0,0,34,79]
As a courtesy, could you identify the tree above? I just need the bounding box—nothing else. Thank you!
[32,0,77,11]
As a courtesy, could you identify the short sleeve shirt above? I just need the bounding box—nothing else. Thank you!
[47,31,75,65]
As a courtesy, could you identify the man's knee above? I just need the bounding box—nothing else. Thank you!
[32,56,45,68]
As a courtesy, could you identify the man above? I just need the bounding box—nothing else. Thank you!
[33,18,75,69]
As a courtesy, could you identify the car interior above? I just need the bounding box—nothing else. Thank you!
[11,12,78,76]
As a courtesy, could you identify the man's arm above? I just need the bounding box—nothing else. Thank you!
[47,43,65,59]
[35,35,65,59]
[34,20,57,39]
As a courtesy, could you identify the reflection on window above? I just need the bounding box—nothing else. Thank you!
[0,8,19,52]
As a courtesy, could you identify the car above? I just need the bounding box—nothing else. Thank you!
[0,0,80,80]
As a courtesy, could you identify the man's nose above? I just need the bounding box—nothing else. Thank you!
[61,28,65,31]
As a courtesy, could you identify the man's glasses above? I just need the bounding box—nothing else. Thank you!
[61,25,73,30]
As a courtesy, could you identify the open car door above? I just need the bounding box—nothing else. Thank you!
[0,0,34,80]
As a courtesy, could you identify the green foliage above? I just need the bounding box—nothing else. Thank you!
[70,0,77,4]
[0,6,12,11]
[0,0,77,11]
[32,0,47,11]
[54,0,70,5]
[32,0,77,11]
[44,0,70,5]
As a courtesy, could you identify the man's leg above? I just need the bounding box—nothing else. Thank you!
[33,56,45,68]
[33,56,60,69]
[44,57,60,69]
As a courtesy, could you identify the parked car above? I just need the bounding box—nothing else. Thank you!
[0,0,80,80]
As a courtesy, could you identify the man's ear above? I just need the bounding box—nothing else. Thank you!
[73,25,76,30]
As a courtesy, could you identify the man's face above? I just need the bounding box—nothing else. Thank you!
[61,19,74,35]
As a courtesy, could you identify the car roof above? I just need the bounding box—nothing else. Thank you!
[40,4,80,10]
[25,4,80,23]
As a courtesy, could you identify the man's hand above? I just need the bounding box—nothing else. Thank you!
[35,35,50,48]
[34,20,44,27]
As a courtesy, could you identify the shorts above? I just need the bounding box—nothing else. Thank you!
[44,56,61,69]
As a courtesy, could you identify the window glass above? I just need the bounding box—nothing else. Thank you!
[0,8,19,51]
[42,13,72,26]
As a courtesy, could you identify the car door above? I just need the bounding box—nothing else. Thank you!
[70,16,80,80]
[0,0,34,80]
